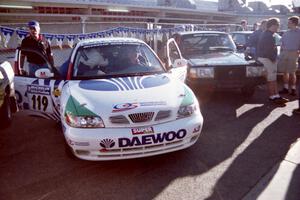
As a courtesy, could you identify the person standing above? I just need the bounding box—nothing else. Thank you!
[238,20,248,31]
[278,16,300,96]
[20,20,54,76]
[257,18,289,105]
[246,19,267,59]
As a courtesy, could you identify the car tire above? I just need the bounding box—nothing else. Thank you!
[0,94,12,129]
[241,86,255,98]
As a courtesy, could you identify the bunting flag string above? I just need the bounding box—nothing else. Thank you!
[15,29,28,45]
[0,25,236,49]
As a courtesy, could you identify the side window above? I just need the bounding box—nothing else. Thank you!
[19,49,51,77]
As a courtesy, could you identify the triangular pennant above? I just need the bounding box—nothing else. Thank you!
[66,34,76,48]
[97,32,105,38]
[78,34,87,41]
[55,34,65,49]
[16,29,29,45]
[0,26,15,47]
[87,32,97,39]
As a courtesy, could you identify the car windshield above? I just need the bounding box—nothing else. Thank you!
[73,43,164,79]
[231,33,250,45]
[180,33,236,58]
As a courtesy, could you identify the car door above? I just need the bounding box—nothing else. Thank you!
[166,38,187,82]
[14,47,65,121]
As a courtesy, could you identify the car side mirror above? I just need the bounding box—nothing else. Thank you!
[35,68,54,78]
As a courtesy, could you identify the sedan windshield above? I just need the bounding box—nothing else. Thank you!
[73,43,164,78]
[180,33,236,58]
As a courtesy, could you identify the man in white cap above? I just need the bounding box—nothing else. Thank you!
[20,20,54,76]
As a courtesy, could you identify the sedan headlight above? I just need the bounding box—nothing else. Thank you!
[246,66,265,77]
[189,67,214,78]
[177,103,197,118]
[65,112,105,128]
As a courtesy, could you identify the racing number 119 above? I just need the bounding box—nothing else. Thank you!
[31,95,48,111]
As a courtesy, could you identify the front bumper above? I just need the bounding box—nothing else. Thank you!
[187,77,266,90]
[62,113,203,161]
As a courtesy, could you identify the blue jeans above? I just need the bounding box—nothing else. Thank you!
[28,63,48,77]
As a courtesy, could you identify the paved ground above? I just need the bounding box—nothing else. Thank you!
[0,85,299,200]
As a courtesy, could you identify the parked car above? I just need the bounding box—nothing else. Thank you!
[0,61,17,129]
[230,31,253,52]
[13,38,203,161]
[173,31,266,97]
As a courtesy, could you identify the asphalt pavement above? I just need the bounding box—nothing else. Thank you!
[0,84,300,200]
[243,138,300,200]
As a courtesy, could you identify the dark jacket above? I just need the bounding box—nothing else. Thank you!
[247,29,263,49]
[256,30,277,62]
[21,35,52,65]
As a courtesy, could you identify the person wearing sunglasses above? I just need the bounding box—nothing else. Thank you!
[19,20,54,76]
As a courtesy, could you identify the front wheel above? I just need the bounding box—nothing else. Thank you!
[0,94,12,129]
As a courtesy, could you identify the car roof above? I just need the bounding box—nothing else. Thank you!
[176,31,229,36]
[77,37,146,47]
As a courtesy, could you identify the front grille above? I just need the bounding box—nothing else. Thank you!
[129,112,154,123]
[215,66,245,81]
[155,110,171,121]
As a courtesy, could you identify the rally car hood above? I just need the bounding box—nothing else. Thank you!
[187,52,249,66]
[64,74,194,127]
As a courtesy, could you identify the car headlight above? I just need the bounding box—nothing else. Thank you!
[177,103,197,118]
[246,66,265,77]
[65,112,105,128]
[189,67,214,78]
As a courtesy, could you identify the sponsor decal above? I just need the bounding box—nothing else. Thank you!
[99,129,187,150]
[112,101,166,112]
[131,127,154,135]
[52,88,61,97]
[27,85,51,95]
[100,138,115,149]
[119,129,186,147]
[113,103,138,112]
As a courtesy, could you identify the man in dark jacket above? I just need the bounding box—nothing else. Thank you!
[20,20,54,76]
[257,18,289,105]
[246,20,267,59]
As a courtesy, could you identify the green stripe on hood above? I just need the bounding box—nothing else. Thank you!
[180,86,194,106]
[65,95,98,116]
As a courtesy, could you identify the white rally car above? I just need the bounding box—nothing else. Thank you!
[14,38,203,160]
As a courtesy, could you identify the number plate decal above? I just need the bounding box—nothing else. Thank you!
[27,85,53,113]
